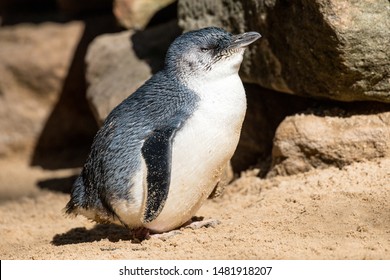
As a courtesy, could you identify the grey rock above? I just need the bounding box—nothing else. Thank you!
[268,104,390,177]
[85,21,181,124]
[178,0,390,103]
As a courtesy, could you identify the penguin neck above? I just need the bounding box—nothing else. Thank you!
[181,70,243,100]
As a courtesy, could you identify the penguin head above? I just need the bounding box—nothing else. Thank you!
[165,27,261,81]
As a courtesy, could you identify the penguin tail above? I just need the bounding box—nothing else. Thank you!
[64,175,85,216]
[64,200,77,216]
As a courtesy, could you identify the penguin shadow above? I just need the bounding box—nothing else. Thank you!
[52,224,134,245]
[52,216,211,245]
[37,175,79,194]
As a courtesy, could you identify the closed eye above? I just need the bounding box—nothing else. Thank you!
[200,44,218,52]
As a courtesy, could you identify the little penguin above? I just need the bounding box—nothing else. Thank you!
[66,27,261,233]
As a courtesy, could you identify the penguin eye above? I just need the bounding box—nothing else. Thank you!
[200,44,218,52]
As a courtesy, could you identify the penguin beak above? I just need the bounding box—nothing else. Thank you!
[229,32,262,49]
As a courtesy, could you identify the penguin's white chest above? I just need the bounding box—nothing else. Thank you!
[146,74,247,232]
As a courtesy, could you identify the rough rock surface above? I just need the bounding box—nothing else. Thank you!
[0,21,84,158]
[113,0,176,29]
[178,0,390,103]
[268,103,390,176]
[85,20,181,124]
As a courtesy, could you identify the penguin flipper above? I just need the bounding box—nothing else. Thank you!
[141,124,178,223]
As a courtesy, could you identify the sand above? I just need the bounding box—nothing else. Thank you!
[0,157,389,259]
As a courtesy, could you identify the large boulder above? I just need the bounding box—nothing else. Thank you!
[85,20,181,124]
[178,0,390,103]
[0,21,84,158]
[268,103,390,177]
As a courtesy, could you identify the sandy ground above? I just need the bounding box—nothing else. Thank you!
[0,157,389,260]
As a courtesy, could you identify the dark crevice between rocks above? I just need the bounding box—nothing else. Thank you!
[56,0,114,18]
[0,0,114,25]
[131,20,182,74]
[300,100,390,118]
[0,0,57,19]
[231,83,317,176]
[146,0,178,28]
[130,2,181,75]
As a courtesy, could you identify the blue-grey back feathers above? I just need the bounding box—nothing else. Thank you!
[66,71,199,222]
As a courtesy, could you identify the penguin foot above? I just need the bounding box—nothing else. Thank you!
[149,231,182,241]
[147,219,221,241]
[184,218,221,230]
[137,218,221,242]
[131,227,151,243]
